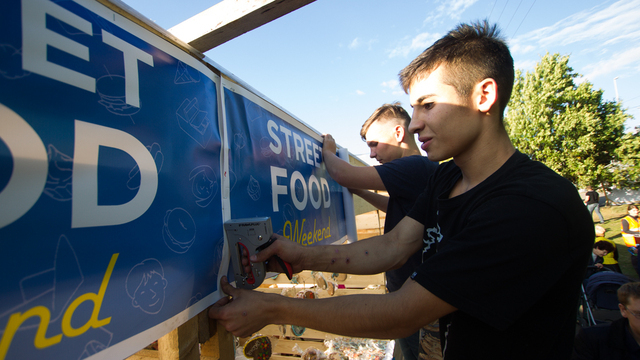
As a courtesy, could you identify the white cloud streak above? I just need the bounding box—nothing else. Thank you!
[388,32,441,58]
[513,0,640,53]
[424,0,480,24]
[512,0,640,82]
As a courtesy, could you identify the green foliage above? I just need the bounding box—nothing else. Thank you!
[611,130,640,189]
[505,53,629,187]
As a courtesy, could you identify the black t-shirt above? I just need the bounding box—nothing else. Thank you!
[585,190,599,205]
[408,151,594,359]
[375,155,437,292]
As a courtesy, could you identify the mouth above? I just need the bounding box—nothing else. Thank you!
[419,137,433,150]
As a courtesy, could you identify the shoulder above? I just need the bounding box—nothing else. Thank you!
[489,152,580,204]
[381,155,437,170]
[376,155,438,182]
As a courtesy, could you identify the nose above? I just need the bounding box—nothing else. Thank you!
[408,113,422,134]
[369,148,376,159]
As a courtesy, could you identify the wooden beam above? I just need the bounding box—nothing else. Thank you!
[157,316,200,360]
[169,0,316,53]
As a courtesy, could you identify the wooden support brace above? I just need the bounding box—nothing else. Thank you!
[158,316,200,360]
[169,0,316,52]
[201,315,235,360]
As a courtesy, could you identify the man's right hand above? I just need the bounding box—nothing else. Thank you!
[243,234,306,275]
[322,134,337,155]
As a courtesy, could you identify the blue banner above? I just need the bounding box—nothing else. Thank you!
[0,0,224,359]
[224,85,347,247]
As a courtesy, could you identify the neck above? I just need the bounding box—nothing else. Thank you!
[629,322,640,346]
[402,141,423,157]
[450,124,515,197]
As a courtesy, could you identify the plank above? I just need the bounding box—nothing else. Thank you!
[169,0,316,52]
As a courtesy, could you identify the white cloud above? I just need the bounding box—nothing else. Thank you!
[388,32,441,58]
[514,0,640,50]
[582,46,640,81]
[424,0,480,24]
[381,79,405,95]
[513,59,537,72]
[356,90,365,95]
[349,37,360,49]
[348,37,378,50]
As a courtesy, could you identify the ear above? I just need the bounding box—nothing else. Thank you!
[393,125,405,142]
[475,78,498,114]
[619,303,628,318]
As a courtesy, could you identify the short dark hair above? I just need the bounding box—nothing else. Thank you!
[618,282,640,306]
[594,240,614,253]
[399,20,514,120]
[360,102,411,141]
[628,204,638,212]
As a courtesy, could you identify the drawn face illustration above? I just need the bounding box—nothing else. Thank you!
[126,259,168,314]
[193,172,214,199]
[132,270,167,314]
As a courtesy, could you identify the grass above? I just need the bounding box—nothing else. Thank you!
[594,204,639,280]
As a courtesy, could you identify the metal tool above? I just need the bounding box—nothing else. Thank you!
[224,217,292,289]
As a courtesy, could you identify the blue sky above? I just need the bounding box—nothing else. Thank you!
[124,0,640,165]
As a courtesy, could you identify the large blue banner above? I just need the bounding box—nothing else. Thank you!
[224,84,347,246]
[0,0,224,359]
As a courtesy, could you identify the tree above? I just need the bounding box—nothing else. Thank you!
[505,53,629,191]
[611,129,640,189]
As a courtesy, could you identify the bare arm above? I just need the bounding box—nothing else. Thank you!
[322,134,385,190]
[254,215,425,275]
[210,273,456,339]
[349,188,389,212]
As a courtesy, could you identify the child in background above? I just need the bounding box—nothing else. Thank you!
[595,225,621,273]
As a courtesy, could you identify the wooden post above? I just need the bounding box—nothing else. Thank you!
[201,315,235,360]
[158,316,200,360]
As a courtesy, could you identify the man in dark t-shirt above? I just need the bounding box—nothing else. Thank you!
[210,21,594,359]
[584,185,605,223]
[321,102,437,360]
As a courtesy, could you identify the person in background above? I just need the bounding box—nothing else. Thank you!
[322,102,438,360]
[210,20,593,359]
[585,185,605,224]
[572,281,640,359]
[585,240,616,279]
[622,205,640,278]
[595,225,621,273]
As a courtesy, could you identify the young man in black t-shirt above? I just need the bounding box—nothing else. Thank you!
[210,21,593,360]
[321,102,437,360]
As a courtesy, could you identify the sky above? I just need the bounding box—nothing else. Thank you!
[123,0,640,165]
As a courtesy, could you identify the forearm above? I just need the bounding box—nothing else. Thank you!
[276,292,416,339]
[301,217,423,274]
[322,149,353,185]
[274,281,450,339]
[349,189,389,212]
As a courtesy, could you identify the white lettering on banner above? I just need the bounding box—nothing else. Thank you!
[22,0,95,92]
[267,120,321,168]
[267,120,281,154]
[21,0,154,108]
[271,166,288,212]
[279,126,293,158]
[293,133,304,163]
[290,171,307,210]
[0,104,48,229]
[101,30,154,108]
[270,166,330,212]
[72,120,158,228]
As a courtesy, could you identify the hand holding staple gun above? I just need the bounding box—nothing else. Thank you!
[225,217,293,289]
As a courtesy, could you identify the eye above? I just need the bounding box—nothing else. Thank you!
[423,102,435,110]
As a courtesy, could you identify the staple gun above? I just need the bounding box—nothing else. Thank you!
[224,217,293,289]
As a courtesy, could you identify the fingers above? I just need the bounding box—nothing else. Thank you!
[252,235,281,263]
[219,276,238,296]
